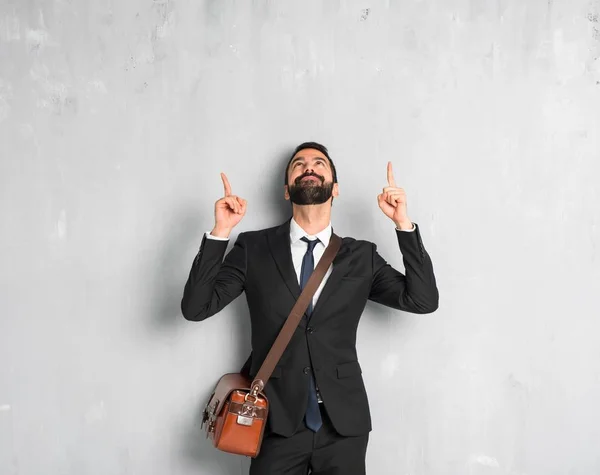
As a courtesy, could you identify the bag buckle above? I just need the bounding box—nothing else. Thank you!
[245,380,264,403]
[202,399,218,433]
[237,401,258,426]
[239,382,263,426]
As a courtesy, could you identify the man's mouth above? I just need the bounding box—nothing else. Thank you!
[300,176,320,183]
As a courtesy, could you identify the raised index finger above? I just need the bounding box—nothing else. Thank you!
[221,172,232,196]
[387,162,396,187]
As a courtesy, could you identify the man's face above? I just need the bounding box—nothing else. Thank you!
[284,148,339,205]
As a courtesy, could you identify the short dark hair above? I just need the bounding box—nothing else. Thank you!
[284,142,338,186]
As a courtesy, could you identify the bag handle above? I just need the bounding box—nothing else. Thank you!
[247,233,342,398]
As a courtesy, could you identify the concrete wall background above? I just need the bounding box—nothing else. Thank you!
[1,0,600,474]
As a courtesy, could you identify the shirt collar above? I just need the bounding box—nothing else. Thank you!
[290,217,332,247]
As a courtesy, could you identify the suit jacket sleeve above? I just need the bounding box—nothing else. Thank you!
[181,232,247,321]
[369,223,439,314]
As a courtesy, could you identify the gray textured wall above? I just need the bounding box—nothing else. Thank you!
[1,1,600,474]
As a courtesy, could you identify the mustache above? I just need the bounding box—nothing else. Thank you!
[295,172,324,184]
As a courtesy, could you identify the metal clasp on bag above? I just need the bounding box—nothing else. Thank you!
[202,399,218,435]
[244,380,264,403]
[236,402,256,426]
[238,381,263,426]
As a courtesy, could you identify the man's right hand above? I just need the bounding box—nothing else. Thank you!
[211,172,247,238]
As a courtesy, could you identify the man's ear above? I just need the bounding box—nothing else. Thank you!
[332,183,339,198]
[284,185,290,201]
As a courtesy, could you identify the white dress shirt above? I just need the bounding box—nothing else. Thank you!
[288,217,334,308]
[205,219,415,308]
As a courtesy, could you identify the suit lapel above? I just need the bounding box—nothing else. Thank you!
[267,219,301,301]
[310,237,352,319]
[267,219,354,322]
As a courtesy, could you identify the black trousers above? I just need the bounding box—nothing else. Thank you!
[249,404,369,475]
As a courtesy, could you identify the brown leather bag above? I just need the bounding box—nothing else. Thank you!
[201,233,342,457]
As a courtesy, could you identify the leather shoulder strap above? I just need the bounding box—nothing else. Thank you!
[250,233,342,394]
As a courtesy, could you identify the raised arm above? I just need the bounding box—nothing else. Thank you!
[369,162,439,313]
[181,172,248,321]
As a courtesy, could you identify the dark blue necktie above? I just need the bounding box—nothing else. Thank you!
[300,236,323,432]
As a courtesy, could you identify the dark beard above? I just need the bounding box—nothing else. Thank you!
[288,178,334,205]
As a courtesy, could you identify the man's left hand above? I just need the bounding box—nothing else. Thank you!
[377,162,413,230]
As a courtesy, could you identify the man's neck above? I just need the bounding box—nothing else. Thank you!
[291,203,331,236]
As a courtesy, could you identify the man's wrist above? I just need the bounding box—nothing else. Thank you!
[210,226,232,238]
[395,220,414,231]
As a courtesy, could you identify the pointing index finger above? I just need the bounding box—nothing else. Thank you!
[387,162,396,188]
[221,172,232,197]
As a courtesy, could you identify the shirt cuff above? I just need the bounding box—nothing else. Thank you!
[396,223,416,232]
[205,231,229,241]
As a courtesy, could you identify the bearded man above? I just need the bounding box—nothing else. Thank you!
[181,142,439,474]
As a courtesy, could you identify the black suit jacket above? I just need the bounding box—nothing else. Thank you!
[181,218,438,437]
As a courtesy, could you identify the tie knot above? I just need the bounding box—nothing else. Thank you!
[301,236,320,252]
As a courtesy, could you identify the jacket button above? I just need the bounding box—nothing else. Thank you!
[303,367,310,374]
[307,326,314,334]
